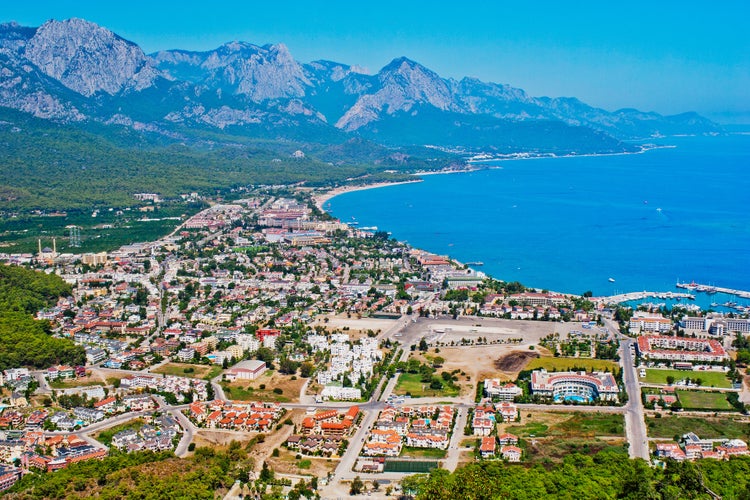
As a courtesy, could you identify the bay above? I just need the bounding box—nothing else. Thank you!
[328,135,750,308]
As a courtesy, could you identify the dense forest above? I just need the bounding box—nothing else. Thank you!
[8,447,750,499]
[405,452,750,500]
[0,265,72,314]
[0,265,84,370]
[0,108,458,211]
[7,445,265,499]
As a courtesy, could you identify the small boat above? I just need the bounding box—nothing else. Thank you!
[608,278,615,283]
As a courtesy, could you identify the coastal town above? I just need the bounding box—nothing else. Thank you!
[1,187,749,498]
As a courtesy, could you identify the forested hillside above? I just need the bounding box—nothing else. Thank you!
[405,452,750,499]
[0,264,71,313]
[0,108,451,211]
[0,265,84,370]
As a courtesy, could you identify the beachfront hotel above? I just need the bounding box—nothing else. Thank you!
[530,369,619,403]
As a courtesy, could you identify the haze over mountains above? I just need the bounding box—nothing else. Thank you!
[0,18,721,155]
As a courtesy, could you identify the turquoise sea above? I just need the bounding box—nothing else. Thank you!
[328,134,750,309]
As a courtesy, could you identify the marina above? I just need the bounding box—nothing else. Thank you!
[676,281,750,300]
[600,291,696,304]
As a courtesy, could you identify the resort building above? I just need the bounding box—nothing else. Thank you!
[483,380,522,401]
[636,335,728,363]
[508,292,568,307]
[682,315,750,335]
[629,313,673,334]
[530,369,619,403]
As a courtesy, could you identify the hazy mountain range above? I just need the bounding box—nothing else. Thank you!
[0,18,721,156]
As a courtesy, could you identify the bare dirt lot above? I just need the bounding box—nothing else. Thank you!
[409,343,550,400]
[190,430,256,449]
[222,370,307,403]
[266,448,338,478]
[313,314,398,340]
[494,351,541,372]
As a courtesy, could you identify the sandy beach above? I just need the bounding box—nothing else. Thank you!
[312,179,422,211]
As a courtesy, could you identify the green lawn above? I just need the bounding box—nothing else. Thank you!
[399,446,447,459]
[524,357,619,373]
[95,418,145,446]
[639,368,731,388]
[220,382,291,403]
[550,412,625,437]
[506,412,624,439]
[393,372,459,398]
[676,390,733,410]
[645,415,750,439]
[527,438,628,464]
[506,421,550,438]
[151,363,223,381]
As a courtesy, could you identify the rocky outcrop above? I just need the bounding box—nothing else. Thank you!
[153,42,311,101]
[24,18,160,97]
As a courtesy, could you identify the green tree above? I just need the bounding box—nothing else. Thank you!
[300,362,315,378]
[259,461,274,483]
[349,476,364,495]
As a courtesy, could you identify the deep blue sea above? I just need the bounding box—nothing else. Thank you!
[328,134,750,309]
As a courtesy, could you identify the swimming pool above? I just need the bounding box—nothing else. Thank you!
[554,395,593,403]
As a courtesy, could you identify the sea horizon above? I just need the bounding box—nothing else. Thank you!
[327,134,750,311]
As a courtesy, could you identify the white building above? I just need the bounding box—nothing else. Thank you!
[530,369,619,402]
[484,380,523,401]
[225,360,267,381]
[320,385,361,401]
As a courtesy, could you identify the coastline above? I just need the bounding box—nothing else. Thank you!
[313,179,422,211]
[465,143,669,164]
[313,137,750,300]
[314,145,667,210]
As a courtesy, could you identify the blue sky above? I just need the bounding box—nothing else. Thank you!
[4,1,749,122]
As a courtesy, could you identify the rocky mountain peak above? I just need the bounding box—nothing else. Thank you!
[0,21,36,52]
[23,18,159,97]
[157,41,311,102]
[335,56,454,131]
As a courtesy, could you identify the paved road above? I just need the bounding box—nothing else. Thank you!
[32,371,53,394]
[617,332,650,461]
[323,407,379,496]
[443,406,468,472]
[211,374,226,400]
[170,407,197,457]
